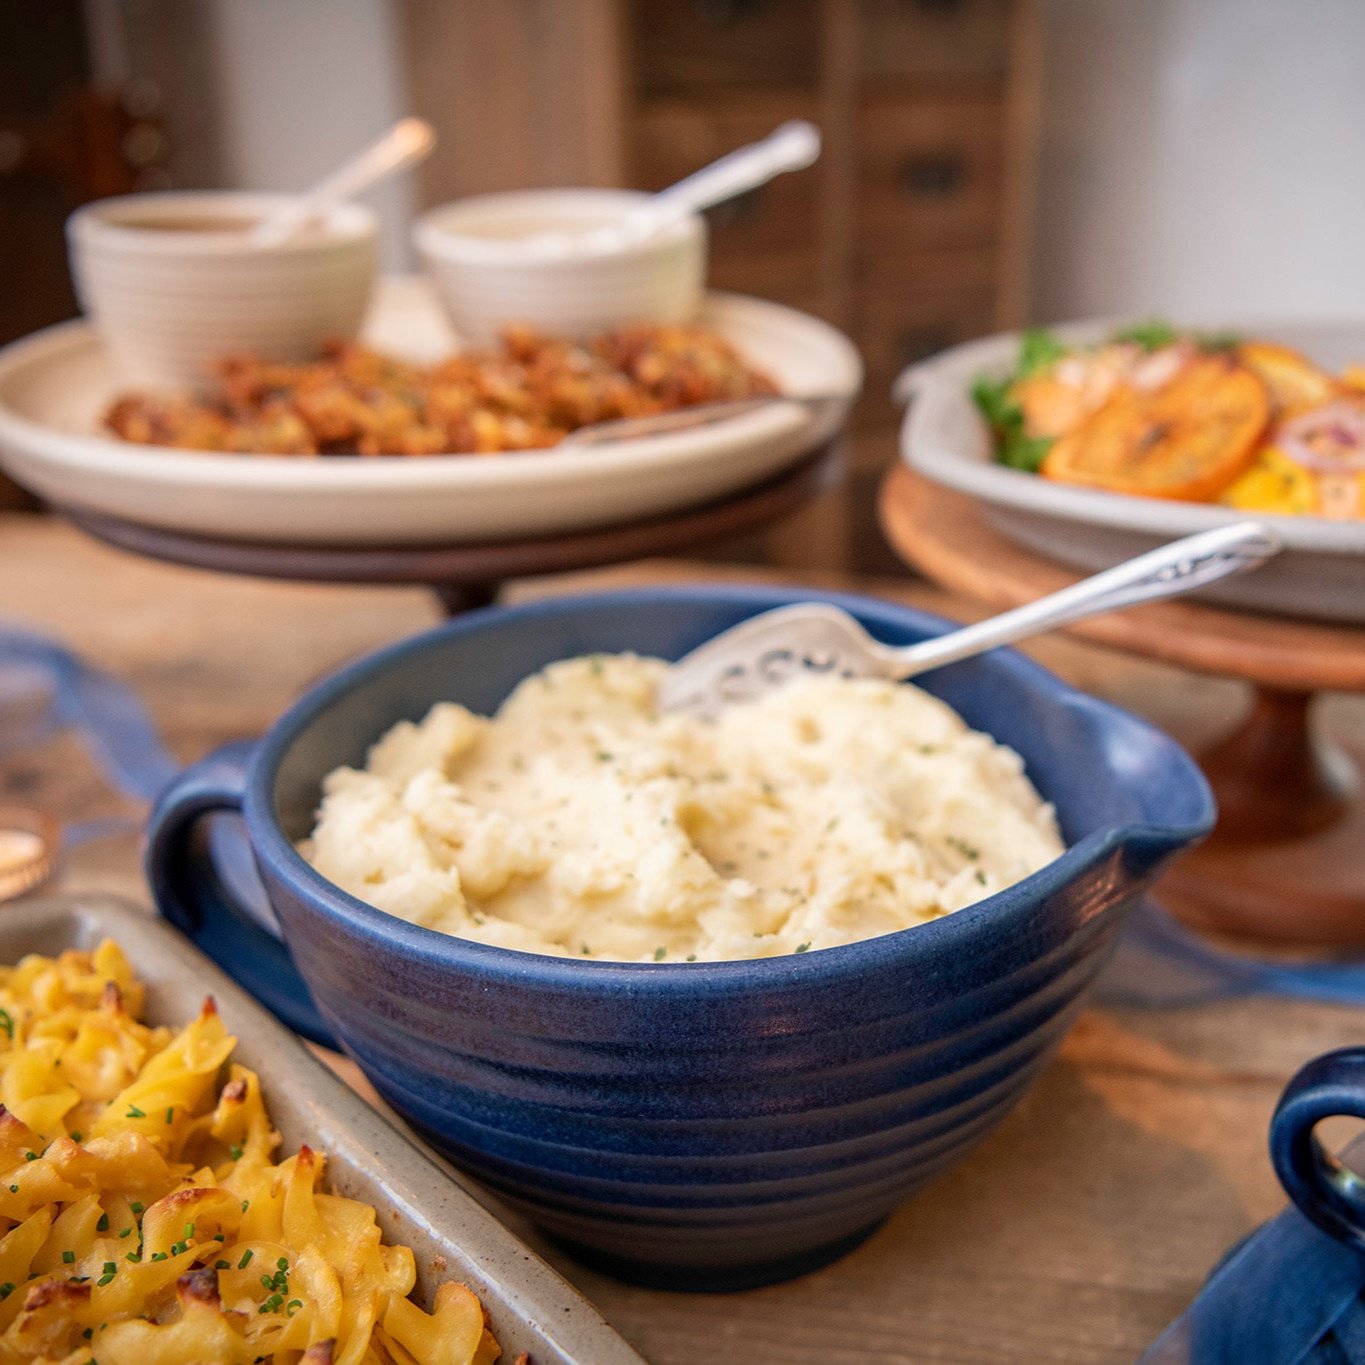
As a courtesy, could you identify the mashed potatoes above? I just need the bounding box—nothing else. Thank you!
[302,655,1063,962]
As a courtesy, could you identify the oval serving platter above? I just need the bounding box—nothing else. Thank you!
[899,318,1365,624]
[0,278,860,547]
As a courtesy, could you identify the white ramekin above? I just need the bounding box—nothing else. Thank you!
[413,189,707,343]
[67,191,378,390]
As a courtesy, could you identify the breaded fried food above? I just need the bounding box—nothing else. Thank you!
[104,326,779,458]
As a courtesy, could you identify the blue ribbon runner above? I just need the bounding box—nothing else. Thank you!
[0,624,178,845]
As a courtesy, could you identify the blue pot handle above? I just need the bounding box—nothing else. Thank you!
[144,742,336,1047]
[1270,1048,1365,1252]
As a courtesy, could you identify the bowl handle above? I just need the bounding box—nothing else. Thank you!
[1270,1048,1365,1251]
[144,742,335,1046]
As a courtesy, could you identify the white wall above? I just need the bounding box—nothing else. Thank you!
[1033,0,1365,323]
[202,0,414,271]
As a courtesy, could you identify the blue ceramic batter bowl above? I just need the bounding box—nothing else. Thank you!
[146,587,1214,1290]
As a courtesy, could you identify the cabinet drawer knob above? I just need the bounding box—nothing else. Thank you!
[899,153,967,199]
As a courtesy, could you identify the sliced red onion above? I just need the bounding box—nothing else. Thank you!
[1278,400,1365,472]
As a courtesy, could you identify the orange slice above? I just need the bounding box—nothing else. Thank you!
[1237,341,1335,412]
[1042,355,1269,501]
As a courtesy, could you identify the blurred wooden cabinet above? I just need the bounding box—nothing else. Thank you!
[402,0,1040,570]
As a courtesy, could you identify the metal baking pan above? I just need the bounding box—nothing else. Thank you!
[0,894,645,1365]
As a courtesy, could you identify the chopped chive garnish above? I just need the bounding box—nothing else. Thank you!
[795,942,811,953]
[238,1249,253,1269]
[228,1144,244,1161]
[184,1222,195,1239]
[130,1202,144,1215]
[240,1199,249,1213]
[23,1152,37,1162]
[62,1250,75,1264]
[118,1228,131,1238]
[125,1252,140,1263]
[276,1257,288,1271]
[8,1184,17,1193]
[150,1252,166,1262]
[95,1214,109,1232]
[0,1009,12,1039]
[286,1298,302,1316]
[215,1259,229,1270]
[70,1131,82,1142]
[653,946,666,961]
[0,1284,12,1298]
[164,1107,173,1124]
[125,1106,144,1119]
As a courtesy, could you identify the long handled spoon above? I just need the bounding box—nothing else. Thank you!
[659,521,1282,718]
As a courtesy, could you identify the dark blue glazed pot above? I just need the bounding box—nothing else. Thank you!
[146,587,1214,1290]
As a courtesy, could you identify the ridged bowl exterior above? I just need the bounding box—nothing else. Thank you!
[67,191,377,389]
[155,588,1215,1289]
[414,189,706,342]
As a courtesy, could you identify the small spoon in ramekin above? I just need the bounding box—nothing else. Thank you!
[249,117,435,247]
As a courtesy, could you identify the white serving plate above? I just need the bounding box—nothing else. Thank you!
[1,895,644,1365]
[0,277,859,546]
[899,318,1365,624]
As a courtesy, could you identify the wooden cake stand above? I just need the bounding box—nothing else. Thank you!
[880,464,1365,947]
[62,445,837,616]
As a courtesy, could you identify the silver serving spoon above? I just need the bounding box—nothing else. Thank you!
[659,521,1282,718]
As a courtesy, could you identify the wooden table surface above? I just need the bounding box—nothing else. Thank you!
[5,512,1365,1365]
